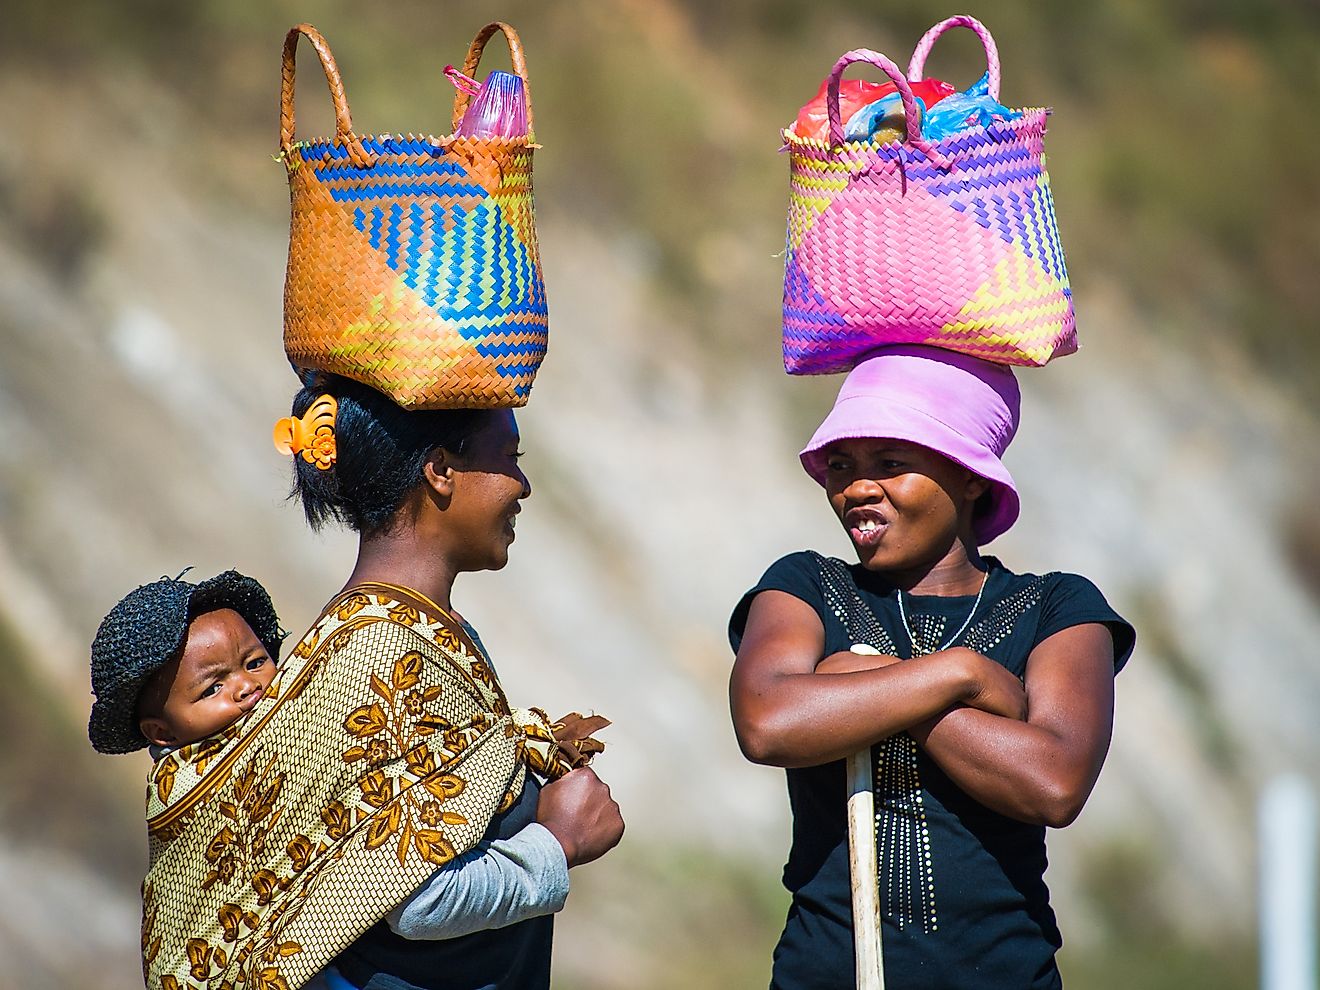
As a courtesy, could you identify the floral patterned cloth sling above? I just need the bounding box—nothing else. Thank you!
[141,582,605,990]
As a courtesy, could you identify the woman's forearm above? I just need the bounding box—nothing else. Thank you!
[909,708,1096,826]
[733,654,979,768]
[731,592,1026,769]
[909,624,1117,827]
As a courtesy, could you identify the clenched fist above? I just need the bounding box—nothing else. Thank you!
[536,767,625,868]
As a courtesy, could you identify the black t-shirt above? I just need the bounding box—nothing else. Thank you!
[729,552,1134,990]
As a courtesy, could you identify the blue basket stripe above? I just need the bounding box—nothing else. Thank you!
[338,185,547,334]
[438,301,547,322]
[328,181,488,203]
[300,136,473,160]
[490,212,510,310]
[314,161,471,182]
[466,204,490,314]
[383,203,403,269]
[476,340,548,359]
[420,203,444,308]
[366,206,385,251]
[483,360,544,381]
[444,205,467,309]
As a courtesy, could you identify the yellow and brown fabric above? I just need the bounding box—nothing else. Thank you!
[141,582,602,990]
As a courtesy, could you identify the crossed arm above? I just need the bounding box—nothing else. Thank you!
[729,590,1115,827]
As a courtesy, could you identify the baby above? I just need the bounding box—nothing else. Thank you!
[88,569,285,756]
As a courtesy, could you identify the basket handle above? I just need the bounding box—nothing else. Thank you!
[826,48,947,165]
[907,15,1001,102]
[279,24,372,168]
[449,22,536,138]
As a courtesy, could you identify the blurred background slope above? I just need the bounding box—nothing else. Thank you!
[1,1,1317,987]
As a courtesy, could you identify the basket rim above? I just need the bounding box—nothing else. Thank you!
[281,131,541,156]
[782,105,1049,162]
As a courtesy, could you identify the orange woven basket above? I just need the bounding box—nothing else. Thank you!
[280,23,547,409]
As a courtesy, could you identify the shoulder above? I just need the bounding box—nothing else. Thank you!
[1006,565,1135,672]
[728,550,837,651]
[749,549,843,596]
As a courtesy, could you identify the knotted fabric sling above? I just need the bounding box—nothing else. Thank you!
[141,583,603,990]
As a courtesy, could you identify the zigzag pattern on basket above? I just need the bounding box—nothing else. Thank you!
[347,201,546,351]
[783,109,1075,373]
[285,138,547,407]
[278,21,551,409]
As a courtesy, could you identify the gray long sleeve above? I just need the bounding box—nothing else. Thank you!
[384,822,570,940]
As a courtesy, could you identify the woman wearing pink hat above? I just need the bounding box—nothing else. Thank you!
[729,346,1134,989]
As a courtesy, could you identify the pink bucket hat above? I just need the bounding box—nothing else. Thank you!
[800,345,1021,544]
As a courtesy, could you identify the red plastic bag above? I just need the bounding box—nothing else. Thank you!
[792,76,956,141]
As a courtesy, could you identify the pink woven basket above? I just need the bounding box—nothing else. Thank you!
[783,16,1077,374]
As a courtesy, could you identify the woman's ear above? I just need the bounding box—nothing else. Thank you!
[422,448,457,498]
[139,716,178,748]
[964,473,991,503]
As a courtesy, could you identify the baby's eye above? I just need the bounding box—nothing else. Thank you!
[246,656,269,672]
[200,682,223,698]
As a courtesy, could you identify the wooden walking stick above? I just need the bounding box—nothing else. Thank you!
[847,747,885,989]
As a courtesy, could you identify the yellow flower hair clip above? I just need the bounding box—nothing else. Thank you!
[272,394,338,470]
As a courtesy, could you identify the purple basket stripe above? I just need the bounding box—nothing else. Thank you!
[1007,192,1035,266]
[1018,190,1046,277]
[783,253,850,327]
[938,183,1063,262]
[1035,191,1064,283]
[831,148,1040,188]
[1040,180,1069,283]
[922,162,1044,197]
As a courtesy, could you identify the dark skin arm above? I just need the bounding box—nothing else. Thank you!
[908,622,1116,828]
[825,622,1117,826]
[536,766,625,867]
[730,591,1027,768]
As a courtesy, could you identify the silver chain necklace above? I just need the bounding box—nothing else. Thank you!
[897,570,989,655]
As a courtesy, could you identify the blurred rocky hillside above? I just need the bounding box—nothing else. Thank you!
[1,1,1317,987]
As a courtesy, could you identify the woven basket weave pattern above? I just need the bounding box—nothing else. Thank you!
[281,24,546,409]
[783,22,1077,374]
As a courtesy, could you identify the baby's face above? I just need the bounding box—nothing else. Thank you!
[139,608,277,748]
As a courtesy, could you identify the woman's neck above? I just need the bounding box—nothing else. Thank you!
[889,541,988,596]
[342,531,460,615]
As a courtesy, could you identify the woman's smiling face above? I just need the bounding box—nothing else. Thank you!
[823,437,988,573]
[445,410,531,572]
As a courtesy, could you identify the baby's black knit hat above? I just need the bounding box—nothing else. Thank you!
[88,570,285,754]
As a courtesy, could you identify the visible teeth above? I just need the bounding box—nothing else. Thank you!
[857,519,878,532]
